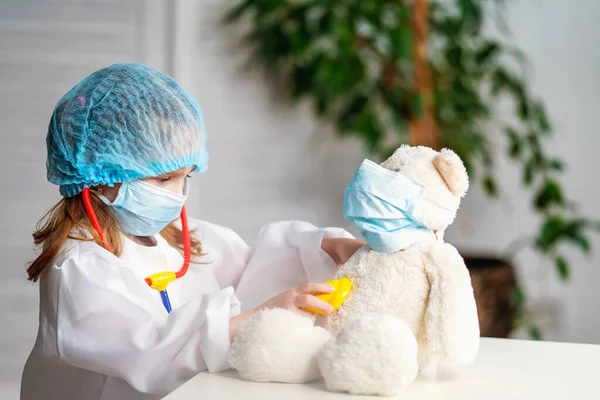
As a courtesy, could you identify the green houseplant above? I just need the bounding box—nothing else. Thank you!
[223,0,598,338]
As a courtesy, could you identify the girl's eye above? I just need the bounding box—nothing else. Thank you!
[157,177,170,183]
[186,174,192,179]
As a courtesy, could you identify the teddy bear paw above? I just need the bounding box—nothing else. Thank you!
[318,313,419,396]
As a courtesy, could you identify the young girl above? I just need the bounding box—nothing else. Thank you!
[20,63,364,400]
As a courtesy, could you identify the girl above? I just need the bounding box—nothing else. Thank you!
[20,63,364,400]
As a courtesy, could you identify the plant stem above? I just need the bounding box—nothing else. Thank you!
[410,0,440,149]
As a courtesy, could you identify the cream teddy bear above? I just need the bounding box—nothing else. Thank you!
[228,145,480,396]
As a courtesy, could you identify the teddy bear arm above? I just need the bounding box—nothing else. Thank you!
[422,242,480,366]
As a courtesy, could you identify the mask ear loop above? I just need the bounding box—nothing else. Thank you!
[82,187,192,313]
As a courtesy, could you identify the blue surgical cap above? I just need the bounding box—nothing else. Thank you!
[46,63,208,197]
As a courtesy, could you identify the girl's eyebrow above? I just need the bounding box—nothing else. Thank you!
[156,167,194,178]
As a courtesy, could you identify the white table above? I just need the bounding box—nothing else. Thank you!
[167,338,600,399]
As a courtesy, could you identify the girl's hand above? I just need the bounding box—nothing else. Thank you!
[321,238,367,267]
[229,282,334,341]
[258,282,335,320]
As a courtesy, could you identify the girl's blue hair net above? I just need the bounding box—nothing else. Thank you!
[46,63,209,197]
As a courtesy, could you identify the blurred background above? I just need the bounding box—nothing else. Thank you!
[1,0,599,397]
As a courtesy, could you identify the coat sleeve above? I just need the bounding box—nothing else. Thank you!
[234,220,356,311]
[185,218,251,290]
[52,244,241,396]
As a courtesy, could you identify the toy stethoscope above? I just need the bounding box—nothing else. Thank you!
[82,187,190,313]
[81,187,353,315]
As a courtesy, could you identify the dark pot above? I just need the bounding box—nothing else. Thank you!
[463,255,518,338]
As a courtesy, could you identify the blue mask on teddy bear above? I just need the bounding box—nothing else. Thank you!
[343,159,432,253]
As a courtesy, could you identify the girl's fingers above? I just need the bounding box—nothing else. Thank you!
[296,282,335,295]
[295,294,334,315]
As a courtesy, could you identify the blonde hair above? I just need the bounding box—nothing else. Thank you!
[27,192,203,282]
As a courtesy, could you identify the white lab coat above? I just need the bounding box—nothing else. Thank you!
[20,219,354,400]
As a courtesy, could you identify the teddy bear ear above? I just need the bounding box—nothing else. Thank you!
[432,148,469,197]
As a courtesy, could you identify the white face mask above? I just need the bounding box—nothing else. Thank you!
[100,178,189,236]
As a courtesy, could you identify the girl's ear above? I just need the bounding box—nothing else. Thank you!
[96,184,121,203]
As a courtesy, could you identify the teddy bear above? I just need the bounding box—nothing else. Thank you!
[228,145,480,396]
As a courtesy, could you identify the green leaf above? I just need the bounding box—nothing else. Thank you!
[384,87,412,124]
[547,159,564,171]
[560,219,592,254]
[523,159,536,186]
[505,127,522,159]
[526,134,541,153]
[535,215,566,251]
[288,21,312,54]
[555,255,570,281]
[529,325,542,340]
[463,130,484,152]
[257,0,286,16]
[480,145,493,168]
[249,26,293,64]
[432,17,460,37]
[317,11,335,33]
[291,66,314,98]
[534,102,552,134]
[510,285,525,306]
[491,67,512,95]
[459,0,482,33]
[331,15,354,46]
[389,25,412,59]
[336,100,384,152]
[491,67,527,105]
[571,234,591,254]
[518,99,530,121]
[315,52,364,97]
[483,175,498,197]
[314,93,329,116]
[337,94,370,132]
[446,43,466,74]
[359,112,384,152]
[533,179,564,211]
[313,53,364,97]
[535,216,593,254]
[345,95,369,117]
[475,41,500,65]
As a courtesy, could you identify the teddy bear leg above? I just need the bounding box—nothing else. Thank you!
[317,314,419,397]
[228,308,331,383]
